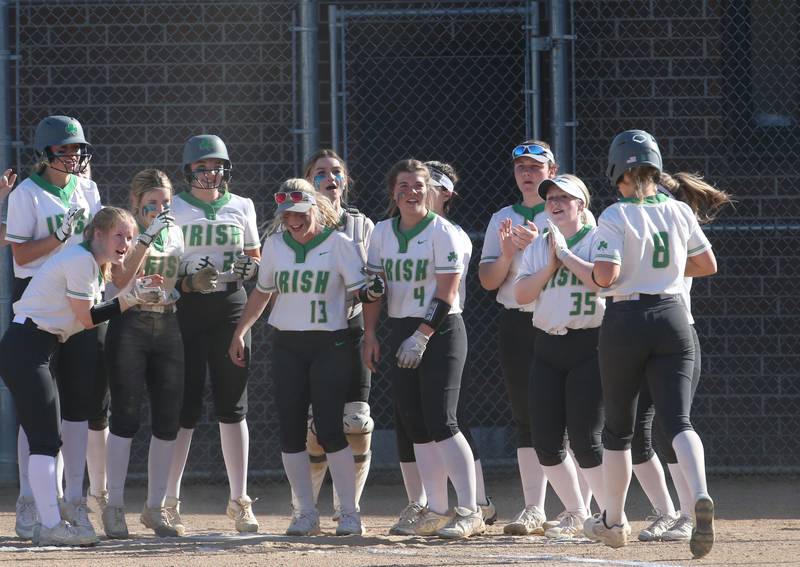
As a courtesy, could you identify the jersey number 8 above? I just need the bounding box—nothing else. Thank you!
[652,231,670,269]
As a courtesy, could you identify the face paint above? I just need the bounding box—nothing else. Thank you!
[142,204,158,216]
[397,191,406,201]
[313,175,325,190]
[333,173,346,186]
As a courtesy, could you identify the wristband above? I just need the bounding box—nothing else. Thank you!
[90,297,122,325]
[422,297,451,330]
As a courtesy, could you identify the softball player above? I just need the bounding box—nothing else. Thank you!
[388,161,495,535]
[0,207,162,546]
[166,135,261,533]
[300,150,375,520]
[363,159,482,539]
[584,130,718,559]
[514,175,605,538]
[229,179,382,536]
[0,168,17,245]
[5,116,102,540]
[478,140,553,534]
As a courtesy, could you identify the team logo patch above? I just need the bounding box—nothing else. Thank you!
[447,251,457,262]
[597,241,608,250]
[65,122,78,136]
[626,156,637,163]
[199,139,214,151]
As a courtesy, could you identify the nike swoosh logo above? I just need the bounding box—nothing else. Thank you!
[335,340,346,347]
[417,239,427,245]
[319,251,330,256]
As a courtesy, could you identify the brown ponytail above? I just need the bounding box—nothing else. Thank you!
[659,172,732,224]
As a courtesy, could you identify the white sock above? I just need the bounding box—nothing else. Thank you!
[29,455,61,528]
[17,429,33,498]
[671,431,709,503]
[543,460,586,516]
[327,446,357,515]
[633,454,675,514]
[61,420,88,503]
[565,450,592,512]
[399,461,427,506]
[414,442,448,514]
[105,434,132,508]
[55,451,64,499]
[474,459,488,506]
[667,462,693,517]
[602,448,632,526]
[578,464,606,512]
[147,437,174,508]
[166,428,193,500]
[86,427,108,497]
[219,421,249,500]
[437,433,477,512]
[517,447,547,509]
[282,451,314,513]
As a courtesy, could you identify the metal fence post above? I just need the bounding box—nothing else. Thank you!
[298,0,319,163]
[0,0,18,486]
[549,0,572,170]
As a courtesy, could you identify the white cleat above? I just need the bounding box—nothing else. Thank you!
[661,513,693,541]
[15,496,38,540]
[389,502,425,535]
[504,505,546,535]
[336,510,365,535]
[545,510,588,538]
[690,497,715,558]
[436,506,486,539]
[638,509,679,541]
[286,508,321,536]
[583,511,631,548]
[227,495,259,533]
[33,520,98,547]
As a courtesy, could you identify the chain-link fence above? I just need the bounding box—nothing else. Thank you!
[4,0,799,484]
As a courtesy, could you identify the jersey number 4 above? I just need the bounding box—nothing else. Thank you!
[652,232,670,269]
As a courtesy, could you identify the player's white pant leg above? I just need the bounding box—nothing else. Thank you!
[332,402,373,513]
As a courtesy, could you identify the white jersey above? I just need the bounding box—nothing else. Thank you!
[678,277,694,324]
[367,212,463,319]
[339,208,375,320]
[480,203,549,311]
[453,224,472,310]
[117,224,185,306]
[517,225,606,334]
[6,173,102,278]
[14,243,102,342]
[257,228,366,331]
[171,191,260,274]
[592,193,711,298]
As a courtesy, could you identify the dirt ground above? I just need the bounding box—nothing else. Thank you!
[0,476,797,566]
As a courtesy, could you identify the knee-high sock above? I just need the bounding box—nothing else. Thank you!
[219,420,249,500]
[437,433,477,512]
[61,420,88,504]
[86,427,108,497]
[603,448,631,526]
[18,428,32,498]
[543,460,587,516]
[414,442,448,514]
[166,427,193,500]
[566,450,592,512]
[667,462,693,517]
[578,464,606,512]
[106,434,132,508]
[283,451,314,513]
[147,436,174,508]
[55,451,64,499]
[671,431,709,506]
[633,454,675,514]
[327,446,357,515]
[474,459,488,507]
[518,447,547,509]
[29,455,61,529]
[399,461,427,506]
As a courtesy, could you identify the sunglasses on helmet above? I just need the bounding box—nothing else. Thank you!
[274,191,311,205]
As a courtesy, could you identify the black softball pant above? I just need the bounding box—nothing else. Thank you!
[390,314,467,444]
[632,324,701,465]
[0,322,62,457]
[599,295,696,451]
[530,328,604,469]
[498,308,538,448]
[105,309,184,441]
[88,321,109,431]
[177,287,249,427]
[13,276,100,424]
[272,328,351,454]
[346,312,371,403]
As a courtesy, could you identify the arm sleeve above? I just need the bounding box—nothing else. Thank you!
[242,198,261,250]
[479,213,500,264]
[366,222,384,273]
[433,222,464,274]
[592,207,624,265]
[255,238,276,293]
[5,186,37,243]
[65,254,98,300]
[334,234,367,292]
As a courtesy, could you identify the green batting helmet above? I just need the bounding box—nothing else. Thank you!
[182,134,232,186]
[33,115,93,174]
[606,129,662,185]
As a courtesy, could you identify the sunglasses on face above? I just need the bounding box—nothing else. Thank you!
[274,191,308,204]
[512,144,551,159]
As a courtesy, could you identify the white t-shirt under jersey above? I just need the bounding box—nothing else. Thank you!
[517,225,606,334]
[171,190,260,275]
[6,173,102,278]
[480,203,549,311]
[257,228,366,332]
[13,243,102,342]
[592,193,711,298]
[367,212,463,319]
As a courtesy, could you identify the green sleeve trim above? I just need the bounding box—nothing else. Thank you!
[391,211,436,253]
[66,289,92,298]
[256,282,275,293]
[435,266,462,273]
[480,255,499,263]
[176,190,233,220]
[687,244,709,255]
[345,279,367,292]
[5,233,32,242]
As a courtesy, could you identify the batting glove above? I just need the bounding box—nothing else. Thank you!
[184,265,219,293]
[358,273,385,303]
[396,330,430,369]
[54,206,86,242]
[232,253,259,281]
[547,219,570,259]
[124,277,167,306]
[137,211,174,247]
